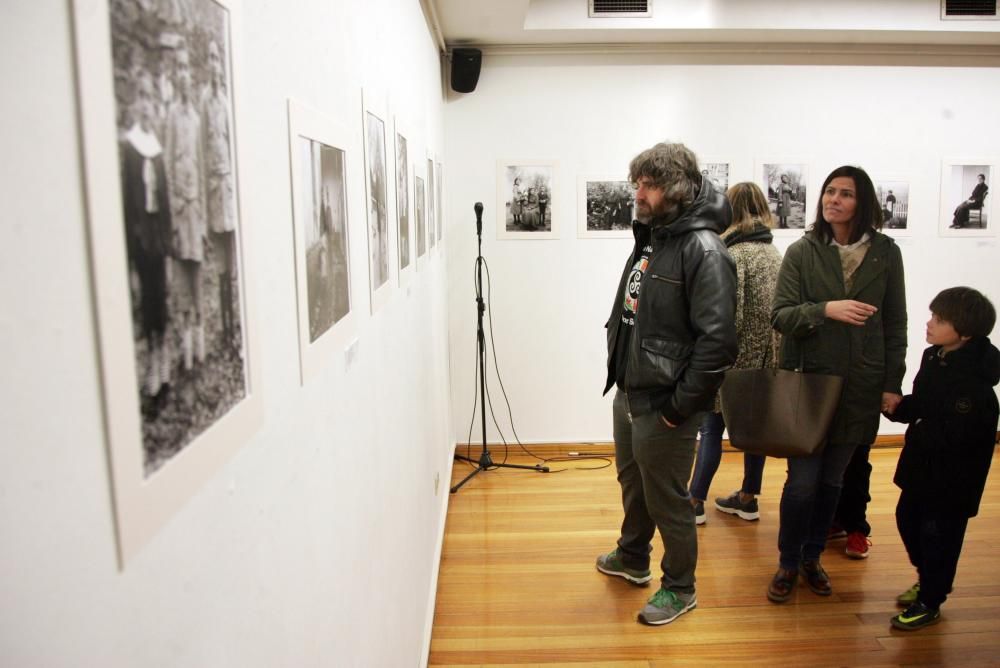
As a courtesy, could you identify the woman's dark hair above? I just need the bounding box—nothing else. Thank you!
[929,286,996,338]
[810,165,882,244]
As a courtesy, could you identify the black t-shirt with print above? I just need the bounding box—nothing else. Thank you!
[614,227,652,390]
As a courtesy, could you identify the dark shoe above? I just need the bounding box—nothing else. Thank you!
[845,531,871,559]
[891,602,941,631]
[714,491,760,521]
[896,582,920,608]
[767,567,798,603]
[693,501,706,526]
[802,560,832,596]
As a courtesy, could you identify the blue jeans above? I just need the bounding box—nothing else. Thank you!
[688,411,766,502]
[612,390,702,594]
[777,442,861,570]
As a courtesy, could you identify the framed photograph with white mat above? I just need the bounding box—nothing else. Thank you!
[939,159,995,237]
[72,0,262,566]
[497,160,558,240]
[872,176,912,237]
[757,160,809,236]
[577,175,632,239]
[361,88,394,311]
[393,114,413,285]
[287,99,358,384]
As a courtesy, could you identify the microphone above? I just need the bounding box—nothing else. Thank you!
[474,202,484,236]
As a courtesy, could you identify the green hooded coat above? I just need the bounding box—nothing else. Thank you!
[771,231,907,446]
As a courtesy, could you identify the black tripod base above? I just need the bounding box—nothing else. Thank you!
[450,450,549,493]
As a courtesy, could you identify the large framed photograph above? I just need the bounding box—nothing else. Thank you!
[497,161,557,239]
[361,90,394,311]
[72,0,262,565]
[873,176,911,236]
[393,116,412,285]
[758,161,809,234]
[940,160,995,237]
[577,176,633,239]
[287,99,357,383]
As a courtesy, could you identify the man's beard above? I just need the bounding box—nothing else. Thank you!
[636,199,677,225]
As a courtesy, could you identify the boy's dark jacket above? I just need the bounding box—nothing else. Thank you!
[887,336,1000,517]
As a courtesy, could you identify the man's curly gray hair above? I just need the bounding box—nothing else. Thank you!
[628,142,703,210]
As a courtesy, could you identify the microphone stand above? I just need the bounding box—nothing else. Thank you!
[451,203,548,493]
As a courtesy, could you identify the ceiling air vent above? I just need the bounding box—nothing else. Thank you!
[941,0,997,18]
[589,0,652,19]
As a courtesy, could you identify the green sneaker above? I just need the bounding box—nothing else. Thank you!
[891,602,941,631]
[638,587,697,625]
[596,548,652,585]
[896,582,920,607]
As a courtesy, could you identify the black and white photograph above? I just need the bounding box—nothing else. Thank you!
[73,0,262,563]
[497,161,557,239]
[577,177,632,239]
[873,178,910,233]
[760,162,808,231]
[427,156,437,250]
[111,0,248,474]
[363,105,392,309]
[286,99,357,384]
[940,161,994,237]
[701,161,731,193]
[415,174,427,259]
[301,139,350,341]
[436,160,444,242]
[395,128,411,274]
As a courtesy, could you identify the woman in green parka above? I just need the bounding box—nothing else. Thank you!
[766,165,907,603]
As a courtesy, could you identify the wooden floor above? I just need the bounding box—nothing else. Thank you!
[430,446,1000,667]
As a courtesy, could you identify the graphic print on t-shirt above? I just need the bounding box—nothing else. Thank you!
[622,244,652,326]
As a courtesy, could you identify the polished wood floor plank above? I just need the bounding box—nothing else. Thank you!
[431,448,1000,666]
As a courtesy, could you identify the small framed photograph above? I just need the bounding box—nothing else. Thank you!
[872,177,911,236]
[577,175,633,239]
[426,154,437,251]
[758,161,809,235]
[497,161,557,239]
[393,115,412,285]
[72,0,262,565]
[361,89,394,311]
[939,160,994,237]
[287,99,358,383]
[700,159,732,194]
[414,172,427,262]
[435,159,444,243]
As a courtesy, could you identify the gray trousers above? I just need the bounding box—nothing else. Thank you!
[612,389,702,594]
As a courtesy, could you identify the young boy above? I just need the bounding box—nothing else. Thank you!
[885,286,999,630]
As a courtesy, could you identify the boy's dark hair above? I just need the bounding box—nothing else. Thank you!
[929,286,997,338]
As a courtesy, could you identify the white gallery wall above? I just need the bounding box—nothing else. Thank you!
[444,51,1000,446]
[1,0,452,666]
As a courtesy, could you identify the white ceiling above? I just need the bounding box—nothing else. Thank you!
[424,0,1000,51]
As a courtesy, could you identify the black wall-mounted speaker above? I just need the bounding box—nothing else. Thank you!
[450,48,482,94]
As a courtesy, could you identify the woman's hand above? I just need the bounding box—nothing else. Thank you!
[824,300,877,326]
[881,392,902,414]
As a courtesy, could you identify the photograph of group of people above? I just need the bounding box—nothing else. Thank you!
[110,0,247,475]
[501,163,554,237]
[598,141,998,632]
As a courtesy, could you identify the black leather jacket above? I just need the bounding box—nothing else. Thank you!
[604,179,738,425]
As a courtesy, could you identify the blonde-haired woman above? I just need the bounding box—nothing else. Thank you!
[688,182,783,524]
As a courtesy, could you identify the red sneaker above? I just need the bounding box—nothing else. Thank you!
[828,524,847,540]
[845,531,871,559]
